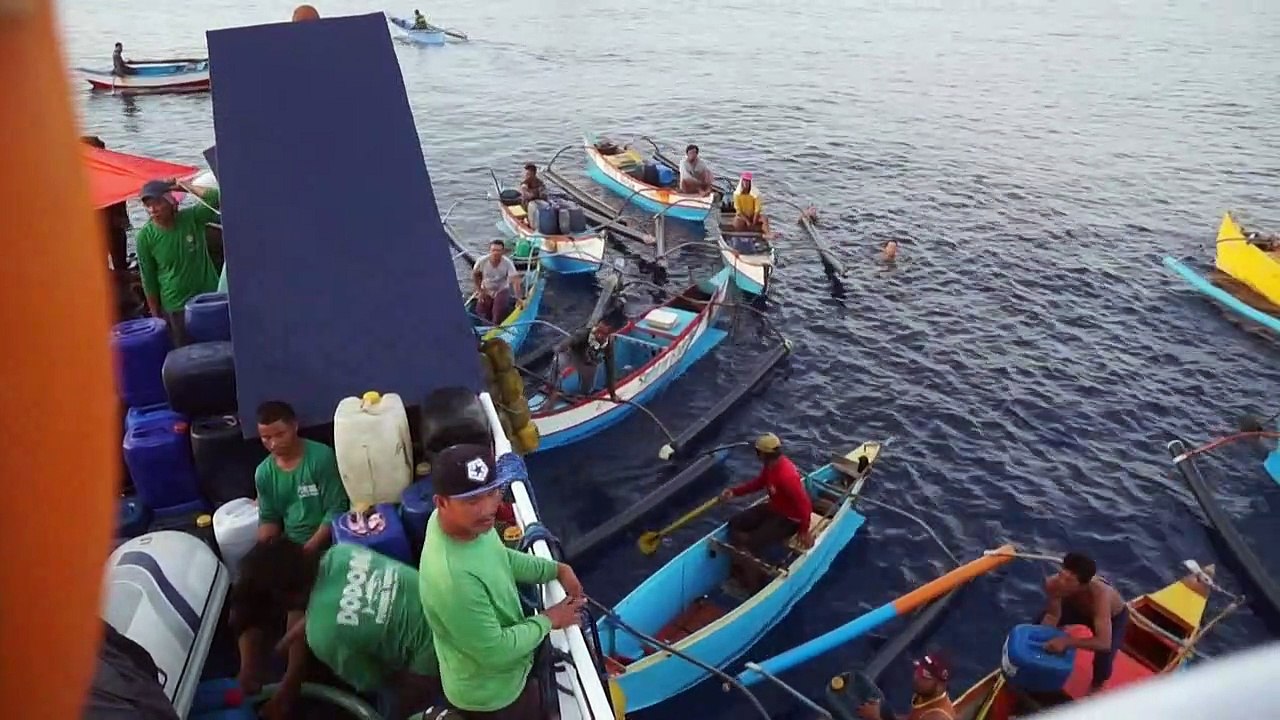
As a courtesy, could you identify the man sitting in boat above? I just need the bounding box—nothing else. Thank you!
[519,163,547,206]
[472,240,522,324]
[856,653,957,720]
[547,321,619,405]
[732,172,765,232]
[236,401,350,708]
[1038,551,1129,692]
[679,144,714,194]
[136,178,221,345]
[719,433,813,591]
[418,444,587,720]
[235,538,442,720]
[412,9,430,29]
[111,42,137,76]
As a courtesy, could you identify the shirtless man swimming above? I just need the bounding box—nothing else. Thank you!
[1039,552,1129,692]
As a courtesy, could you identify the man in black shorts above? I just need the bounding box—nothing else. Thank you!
[720,433,813,591]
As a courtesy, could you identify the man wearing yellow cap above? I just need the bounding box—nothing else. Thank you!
[720,433,812,591]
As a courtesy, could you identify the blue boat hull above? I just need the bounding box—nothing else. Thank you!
[539,251,598,275]
[585,163,710,223]
[470,270,547,356]
[597,451,877,711]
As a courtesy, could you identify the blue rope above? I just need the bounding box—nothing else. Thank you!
[518,522,558,552]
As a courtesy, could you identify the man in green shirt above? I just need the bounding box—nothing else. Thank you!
[419,444,586,719]
[235,400,350,715]
[235,538,442,720]
[136,178,221,345]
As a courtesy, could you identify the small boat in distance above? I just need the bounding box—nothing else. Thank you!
[527,268,731,451]
[78,59,210,94]
[1163,212,1280,335]
[716,181,775,296]
[597,441,885,711]
[493,175,606,275]
[584,134,716,223]
[950,564,1216,720]
[386,16,446,45]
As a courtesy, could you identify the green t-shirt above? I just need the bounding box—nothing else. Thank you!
[136,188,222,312]
[305,544,438,692]
[255,439,350,545]
[418,513,559,711]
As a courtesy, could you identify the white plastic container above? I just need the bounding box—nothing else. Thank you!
[334,391,413,508]
[212,497,258,577]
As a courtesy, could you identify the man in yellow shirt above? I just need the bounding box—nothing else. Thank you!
[732,172,766,232]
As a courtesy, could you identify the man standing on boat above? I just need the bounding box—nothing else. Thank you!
[518,163,547,206]
[473,240,522,325]
[136,178,220,345]
[719,433,813,591]
[111,42,136,76]
[234,400,350,711]
[235,538,443,720]
[679,144,714,195]
[1039,551,1130,692]
[419,444,586,720]
[856,653,957,720]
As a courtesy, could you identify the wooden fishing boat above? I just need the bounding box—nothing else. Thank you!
[1163,212,1280,334]
[583,134,716,223]
[495,183,606,276]
[527,268,731,452]
[79,59,211,94]
[596,441,884,711]
[386,16,447,44]
[952,564,1216,720]
[716,182,775,296]
[465,263,547,355]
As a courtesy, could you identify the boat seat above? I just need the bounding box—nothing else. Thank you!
[787,513,832,552]
[604,150,644,169]
[508,204,528,219]
[831,453,870,483]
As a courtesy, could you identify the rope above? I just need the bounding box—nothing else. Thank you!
[1171,431,1280,462]
[858,497,960,566]
[519,522,558,553]
[585,597,773,720]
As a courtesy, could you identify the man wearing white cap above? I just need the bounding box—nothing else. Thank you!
[732,172,765,232]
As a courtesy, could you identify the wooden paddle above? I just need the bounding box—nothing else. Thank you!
[636,495,721,555]
[443,28,469,40]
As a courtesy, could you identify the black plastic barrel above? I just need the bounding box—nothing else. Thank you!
[162,341,237,417]
[499,189,522,206]
[419,387,490,457]
[191,414,264,504]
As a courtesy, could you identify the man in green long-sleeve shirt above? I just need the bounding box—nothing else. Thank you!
[419,444,586,719]
[136,178,220,345]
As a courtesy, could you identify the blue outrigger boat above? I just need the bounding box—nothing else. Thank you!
[527,268,731,452]
[596,441,885,711]
[466,263,547,355]
[583,134,716,223]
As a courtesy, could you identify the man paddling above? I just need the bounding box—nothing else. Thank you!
[111,42,137,76]
[719,433,813,592]
[413,9,430,29]
[1039,551,1129,692]
[235,539,442,720]
[857,652,957,720]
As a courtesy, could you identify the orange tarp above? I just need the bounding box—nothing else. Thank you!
[81,145,198,209]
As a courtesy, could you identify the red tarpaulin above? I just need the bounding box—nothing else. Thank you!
[81,146,198,210]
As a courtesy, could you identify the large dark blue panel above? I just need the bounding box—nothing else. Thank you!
[202,145,217,179]
[207,13,480,434]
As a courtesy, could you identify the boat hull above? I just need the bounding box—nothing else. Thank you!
[387,17,447,44]
[529,269,731,451]
[718,215,774,296]
[499,202,605,275]
[583,137,714,223]
[600,443,882,711]
[79,63,211,93]
[1214,212,1280,306]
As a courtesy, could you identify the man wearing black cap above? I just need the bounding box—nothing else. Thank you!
[135,178,221,345]
[418,444,585,720]
[857,652,956,720]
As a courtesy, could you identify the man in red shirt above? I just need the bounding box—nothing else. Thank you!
[720,433,813,592]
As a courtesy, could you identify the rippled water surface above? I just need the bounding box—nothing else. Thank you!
[62,0,1280,715]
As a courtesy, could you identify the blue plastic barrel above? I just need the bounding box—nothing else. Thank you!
[185,292,232,343]
[116,496,151,538]
[123,421,202,511]
[125,402,186,432]
[536,204,560,235]
[400,477,435,558]
[655,164,676,187]
[332,503,412,564]
[112,318,173,407]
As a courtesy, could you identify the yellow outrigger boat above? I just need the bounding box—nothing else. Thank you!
[952,565,1217,720]
[1213,211,1280,306]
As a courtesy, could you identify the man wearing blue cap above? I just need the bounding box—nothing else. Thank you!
[418,444,585,720]
[135,178,221,345]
